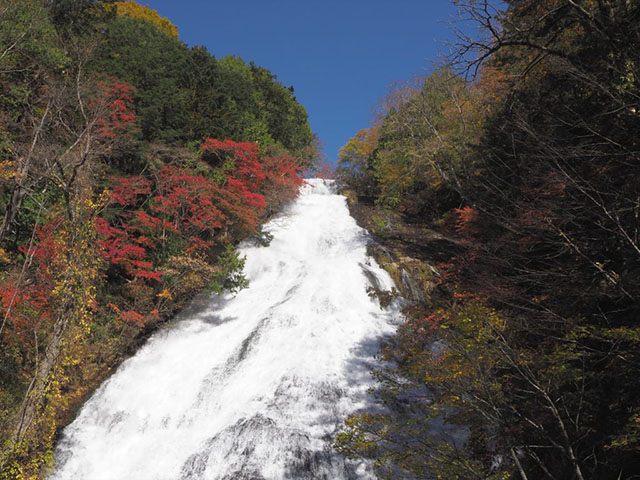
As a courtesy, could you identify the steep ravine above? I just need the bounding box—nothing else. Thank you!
[50,180,402,480]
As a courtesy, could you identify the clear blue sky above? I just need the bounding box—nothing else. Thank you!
[144,1,464,163]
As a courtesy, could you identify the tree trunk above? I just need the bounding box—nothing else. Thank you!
[1,307,71,468]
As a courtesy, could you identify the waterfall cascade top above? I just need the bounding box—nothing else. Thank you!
[52,178,400,480]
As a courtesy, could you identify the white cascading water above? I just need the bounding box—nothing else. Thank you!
[51,179,401,480]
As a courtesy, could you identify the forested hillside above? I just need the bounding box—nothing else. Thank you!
[0,1,316,477]
[336,1,640,479]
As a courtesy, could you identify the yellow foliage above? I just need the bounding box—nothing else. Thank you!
[156,288,172,300]
[338,125,379,169]
[0,160,22,182]
[0,191,104,479]
[113,1,178,39]
[163,255,221,300]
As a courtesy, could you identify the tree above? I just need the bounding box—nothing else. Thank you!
[90,14,191,142]
[337,125,379,196]
[113,1,178,39]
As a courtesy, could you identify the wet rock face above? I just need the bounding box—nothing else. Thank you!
[365,243,440,306]
[342,187,463,309]
[397,256,440,303]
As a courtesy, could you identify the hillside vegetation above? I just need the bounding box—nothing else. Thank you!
[336,1,640,479]
[0,1,316,477]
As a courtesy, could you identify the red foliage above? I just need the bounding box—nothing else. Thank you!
[91,137,305,327]
[0,282,49,343]
[0,219,62,343]
[200,138,305,213]
[110,176,150,206]
[95,80,137,140]
[201,138,267,209]
[225,177,266,209]
[95,217,160,281]
[134,210,175,233]
[261,152,304,204]
[153,165,228,233]
[421,313,442,332]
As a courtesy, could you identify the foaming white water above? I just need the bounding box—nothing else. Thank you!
[51,179,400,480]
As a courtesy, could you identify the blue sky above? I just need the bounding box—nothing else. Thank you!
[144,1,464,163]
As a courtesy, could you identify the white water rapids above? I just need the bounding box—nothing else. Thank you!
[51,179,401,480]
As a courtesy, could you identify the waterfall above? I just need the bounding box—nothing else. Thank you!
[51,179,400,480]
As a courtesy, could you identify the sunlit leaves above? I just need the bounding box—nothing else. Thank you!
[113,1,178,39]
[95,80,138,141]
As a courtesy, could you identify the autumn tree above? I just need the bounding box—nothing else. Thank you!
[113,1,178,39]
[337,125,379,197]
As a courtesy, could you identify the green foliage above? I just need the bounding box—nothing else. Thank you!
[209,244,249,294]
[252,225,274,247]
[89,17,314,154]
[0,0,68,161]
[337,68,479,217]
[91,15,191,142]
[370,213,388,232]
[336,300,511,479]
[0,0,68,73]
[371,68,480,208]
[48,0,111,30]
[250,62,313,152]
[0,2,315,477]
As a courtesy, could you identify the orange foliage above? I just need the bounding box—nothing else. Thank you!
[314,162,335,179]
[118,310,145,327]
[454,206,480,236]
